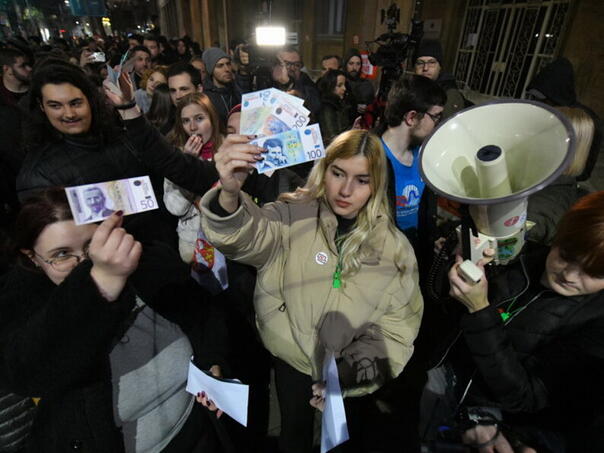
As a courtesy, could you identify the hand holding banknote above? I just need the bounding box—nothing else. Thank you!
[89,212,142,302]
[214,135,264,213]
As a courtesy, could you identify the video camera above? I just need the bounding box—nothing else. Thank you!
[367,3,423,101]
[234,43,279,91]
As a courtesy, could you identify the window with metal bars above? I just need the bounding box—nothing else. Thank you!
[454,0,572,99]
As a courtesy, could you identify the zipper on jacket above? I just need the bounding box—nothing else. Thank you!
[258,302,287,325]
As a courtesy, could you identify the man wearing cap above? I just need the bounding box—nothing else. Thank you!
[202,47,241,124]
[413,39,467,119]
[343,49,374,114]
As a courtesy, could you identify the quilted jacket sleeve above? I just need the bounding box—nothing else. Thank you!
[199,187,287,269]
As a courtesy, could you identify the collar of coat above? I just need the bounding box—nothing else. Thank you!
[317,198,388,266]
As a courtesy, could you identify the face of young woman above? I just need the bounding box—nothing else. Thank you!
[334,75,347,100]
[324,155,372,219]
[543,246,604,297]
[146,71,167,96]
[24,220,97,285]
[180,103,213,144]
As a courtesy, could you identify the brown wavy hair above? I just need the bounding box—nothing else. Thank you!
[140,65,168,91]
[168,92,224,151]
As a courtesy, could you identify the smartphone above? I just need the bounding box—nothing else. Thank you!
[90,52,106,63]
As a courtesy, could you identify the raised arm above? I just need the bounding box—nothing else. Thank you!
[103,72,220,195]
[199,135,290,268]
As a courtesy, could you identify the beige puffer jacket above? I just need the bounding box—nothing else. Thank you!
[200,188,423,396]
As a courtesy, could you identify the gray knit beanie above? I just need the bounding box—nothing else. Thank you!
[202,47,230,76]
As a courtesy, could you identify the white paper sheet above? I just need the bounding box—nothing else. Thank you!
[186,361,249,426]
[321,351,349,453]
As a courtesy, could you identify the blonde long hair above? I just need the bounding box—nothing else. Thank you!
[280,129,405,276]
[559,106,594,177]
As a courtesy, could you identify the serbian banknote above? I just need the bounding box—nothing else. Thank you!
[241,88,309,136]
[252,124,325,174]
[65,176,158,225]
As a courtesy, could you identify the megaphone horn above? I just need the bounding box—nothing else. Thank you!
[420,100,576,265]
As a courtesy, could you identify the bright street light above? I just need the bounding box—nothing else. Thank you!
[256,26,286,46]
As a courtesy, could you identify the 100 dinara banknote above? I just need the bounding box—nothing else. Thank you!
[252,124,325,174]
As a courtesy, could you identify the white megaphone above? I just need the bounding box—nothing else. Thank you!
[420,100,576,267]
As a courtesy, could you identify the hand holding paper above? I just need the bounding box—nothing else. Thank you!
[320,351,349,453]
[186,360,249,426]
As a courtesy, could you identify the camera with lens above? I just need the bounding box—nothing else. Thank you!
[234,43,277,91]
[367,3,423,101]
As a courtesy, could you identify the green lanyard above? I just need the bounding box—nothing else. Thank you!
[332,236,344,289]
[499,297,519,322]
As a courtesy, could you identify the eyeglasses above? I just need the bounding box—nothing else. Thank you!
[34,247,89,272]
[424,111,443,125]
[283,60,303,69]
[415,59,438,68]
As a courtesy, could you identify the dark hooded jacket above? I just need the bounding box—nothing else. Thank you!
[203,79,242,125]
[527,57,602,182]
[342,49,375,107]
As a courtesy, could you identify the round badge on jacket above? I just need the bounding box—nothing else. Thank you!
[315,252,329,265]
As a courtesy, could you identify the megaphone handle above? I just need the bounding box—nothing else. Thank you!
[461,221,471,261]
[460,206,477,261]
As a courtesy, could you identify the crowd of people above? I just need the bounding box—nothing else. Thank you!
[0,30,602,453]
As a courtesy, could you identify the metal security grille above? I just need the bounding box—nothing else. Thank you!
[454,0,572,99]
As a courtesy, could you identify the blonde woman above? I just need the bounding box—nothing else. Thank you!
[559,106,595,178]
[201,130,424,452]
[527,106,596,246]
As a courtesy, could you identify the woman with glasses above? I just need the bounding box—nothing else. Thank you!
[0,188,229,453]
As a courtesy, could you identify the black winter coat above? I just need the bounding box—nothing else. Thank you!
[203,80,242,126]
[347,77,374,106]
[317,97,352,145]
[448,246,604,451]
[16,116,219,246]
[0,243,229,453]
